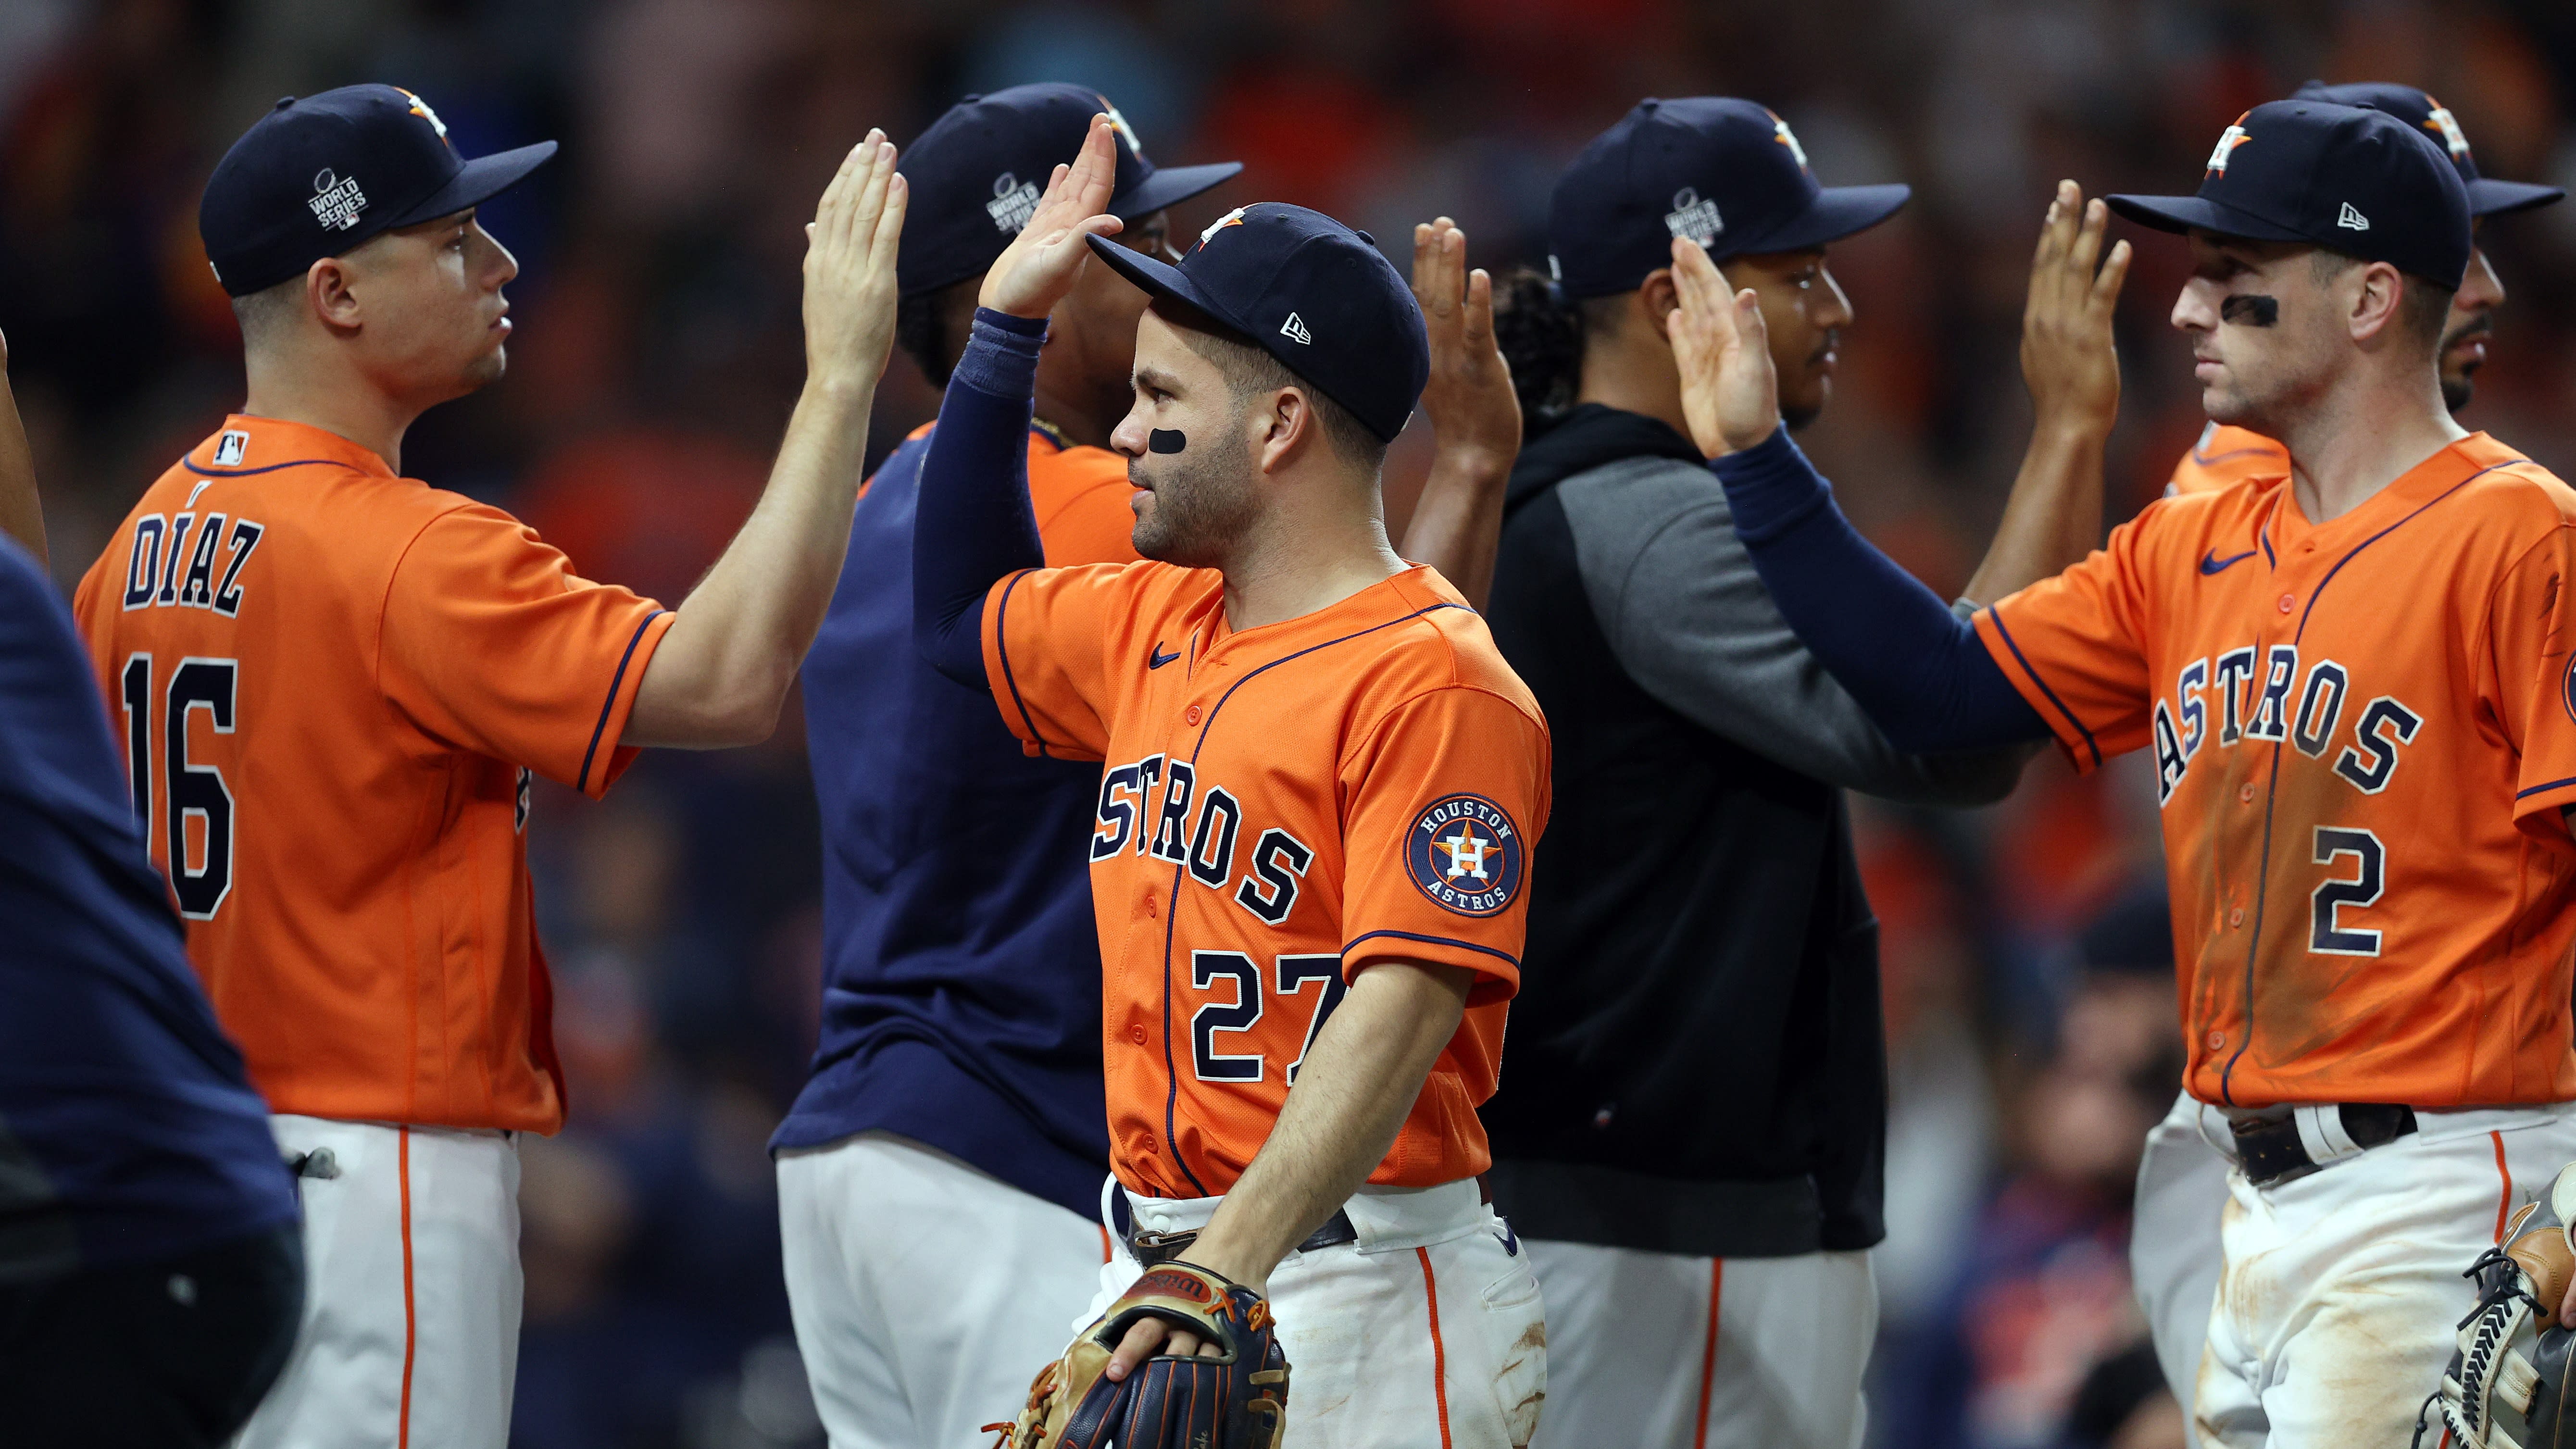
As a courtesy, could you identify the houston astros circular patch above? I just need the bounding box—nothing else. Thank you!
[1406,794,1525,917]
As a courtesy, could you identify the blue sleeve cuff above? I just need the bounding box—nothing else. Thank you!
[953,308,1048,400]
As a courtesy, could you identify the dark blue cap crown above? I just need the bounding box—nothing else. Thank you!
[200,84,555,297]
[1547,97,1910,299]
[2106,100,2472,287]
[2290,80,2563,217]
[1087,203,1429,444]
[896,84,1241,298]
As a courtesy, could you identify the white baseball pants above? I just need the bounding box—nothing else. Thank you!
[1092,1177,1547,1449]
[2193,1102,2576,1449]
[776,1132,1109,1449]
[1521,1239,1873,1449]
[230,1114,522,1449]
[2130,1089,2229,1422]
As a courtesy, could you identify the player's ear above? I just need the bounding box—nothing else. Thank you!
[1638,270,1681,341]
[1254,387,1311,475]
[309,256,363,335]
[2348,260,2404,345]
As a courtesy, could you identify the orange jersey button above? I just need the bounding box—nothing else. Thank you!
[2239,783,2255,804]
[1184,703,1202,724]
[2277,593,2295,613]
[2208,1032,2226,1051]
[1129,1024,1149,1045]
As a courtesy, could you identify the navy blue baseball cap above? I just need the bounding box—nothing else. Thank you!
[2106,100,2472,287]
[2291,81,2564,217]
[200,85,555,297]
[1546,97,1910,299]
[896,84,1241,298]
[1085,203,1429,443]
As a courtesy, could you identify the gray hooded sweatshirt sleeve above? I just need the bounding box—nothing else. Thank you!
[1556,453,2025,807]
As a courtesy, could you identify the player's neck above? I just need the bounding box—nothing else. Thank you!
[2273,370,2469,525]
[241,348,420,475]
[1576,347,1694,446]
[1217,494,1406,634]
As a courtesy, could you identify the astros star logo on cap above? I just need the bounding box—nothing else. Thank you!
[2207,114,2251,175]
[1768,111,1809,171]
[2423,99,2474,161]
[1198,207,1249,248]
[396,87,450,146]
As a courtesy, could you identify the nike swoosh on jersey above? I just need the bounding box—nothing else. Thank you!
[1149,644,1181,668]
[2200,548,2260,575]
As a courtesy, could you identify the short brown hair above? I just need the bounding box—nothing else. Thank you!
[1158,302,1389,472]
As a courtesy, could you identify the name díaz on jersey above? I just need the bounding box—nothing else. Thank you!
[120,509,267,617]
[2150,643,2421,804]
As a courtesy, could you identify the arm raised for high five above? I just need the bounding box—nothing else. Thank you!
[1398,219,1519,610]
[1669,237,2046,753]
[0,331,43,567]
[1963,181,2132,605]
[913,115,1125,687]
[623,132,907,746]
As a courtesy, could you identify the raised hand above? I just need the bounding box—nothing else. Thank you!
[2022,180,2130,434]
[1412,218,1519,473]
[803,130,909,396]
[980,115,1125,320]
[1666,237,1778,458]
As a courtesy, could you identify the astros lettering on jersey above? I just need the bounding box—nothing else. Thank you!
[1975,434,2576,1108]
[72,415,674,1133]
[978,559,1551,1199]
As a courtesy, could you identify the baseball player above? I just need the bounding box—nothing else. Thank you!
[1677,98,2576,1448]
[773,84,1240,1449]
[778,86,1524,1449]
[68,86,907,1448]
[0,369,302,1448]
[2163,83,2562,502]
[1474,97,2127,1449]
[909,118,1550,1447]
[2127,79,2566,1426]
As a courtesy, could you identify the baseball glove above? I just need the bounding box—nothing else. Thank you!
[987,1261,1290,1449]
[2419,1165,2576,1449]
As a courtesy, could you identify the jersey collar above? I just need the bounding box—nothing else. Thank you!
[1196,563,1466,666]
[190,414,398,478]
[2270,431,2522,553]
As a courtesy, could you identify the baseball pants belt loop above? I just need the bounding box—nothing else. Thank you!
[1128,1211,1359,1269]
[2231,1102,2417,1186]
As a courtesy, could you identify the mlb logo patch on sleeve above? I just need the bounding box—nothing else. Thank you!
[1406,794,1525,916]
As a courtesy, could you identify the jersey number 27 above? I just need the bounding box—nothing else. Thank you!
[119,653,237,920]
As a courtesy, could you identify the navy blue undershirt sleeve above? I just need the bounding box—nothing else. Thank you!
[1710,427,2050,753]
[912,308,1051,688]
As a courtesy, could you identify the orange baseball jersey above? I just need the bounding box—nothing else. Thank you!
[2167,421,2290,498]
[70,414,675,1134]
[1975,433,2576,1108]
[979,561,1551,1199]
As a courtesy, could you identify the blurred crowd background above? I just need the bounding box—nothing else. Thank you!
[9,0,2576,1445]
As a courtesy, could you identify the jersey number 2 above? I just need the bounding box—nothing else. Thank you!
[120,654,238,919]
[2310,826,2384,957]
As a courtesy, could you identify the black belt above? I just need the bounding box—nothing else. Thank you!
[1129,1211,1357,1268]
[2232,1103,2417,1187]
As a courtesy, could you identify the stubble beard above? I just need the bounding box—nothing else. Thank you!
[1131,447,1257,569]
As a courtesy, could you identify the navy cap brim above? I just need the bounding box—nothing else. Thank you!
[2103,192,2311,244]
[1731,183,1911,257]
[1085,232,1263,339]
[2467,176,2565,218]
[1113,162,1243,222]
[382,140,558,230]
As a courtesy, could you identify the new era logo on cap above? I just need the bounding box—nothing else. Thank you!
[2338,201,2370,230]
[1280,312,1312,345]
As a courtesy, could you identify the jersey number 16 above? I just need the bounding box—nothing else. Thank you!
[119,653,238,920]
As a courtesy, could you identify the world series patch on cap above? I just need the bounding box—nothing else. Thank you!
[200,84,557,297]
